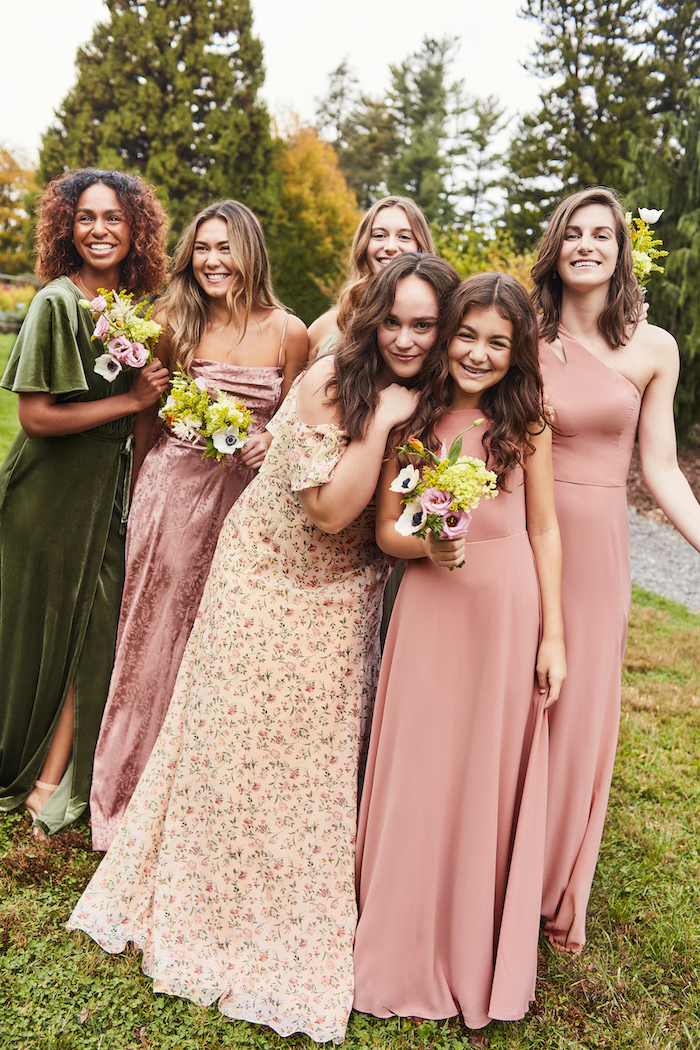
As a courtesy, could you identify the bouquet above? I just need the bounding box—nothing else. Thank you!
[79,289,162,382]
[625,208,668,287]
[392,420,498,545]
[159,369,253,465]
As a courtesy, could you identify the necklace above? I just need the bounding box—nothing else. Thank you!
[73,273,98,300]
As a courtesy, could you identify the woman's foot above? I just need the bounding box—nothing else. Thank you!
[23,780,59,823]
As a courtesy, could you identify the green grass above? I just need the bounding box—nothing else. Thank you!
[0,333,20,454]
[1,584,698,1048]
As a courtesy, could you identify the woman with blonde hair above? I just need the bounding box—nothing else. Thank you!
[0,168,170,837]
[308,195,436,361]
[89,199,308,851]
[533,186,700,952]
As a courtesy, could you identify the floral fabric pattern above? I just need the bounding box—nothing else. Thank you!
[69,377,389,1044]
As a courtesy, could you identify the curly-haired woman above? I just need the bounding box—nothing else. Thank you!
[0,168,170,837]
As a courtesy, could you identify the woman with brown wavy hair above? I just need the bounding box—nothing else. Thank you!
[308,195,436,361]
[0,168,170,838]
[532,186,700,953]
[354,273,564,1029]
[89,200,308,851]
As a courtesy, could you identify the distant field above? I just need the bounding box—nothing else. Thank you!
[0,333,19,456]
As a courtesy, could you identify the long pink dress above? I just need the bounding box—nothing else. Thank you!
[539,326,641,952]
[353,410,549,1029]
[89,357,283,851]
[68,378,389,1044]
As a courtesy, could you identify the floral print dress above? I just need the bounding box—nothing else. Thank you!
[68,377,389,1044]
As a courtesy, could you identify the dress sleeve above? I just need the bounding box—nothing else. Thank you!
[0,283,90,395]
[288,420,349,492]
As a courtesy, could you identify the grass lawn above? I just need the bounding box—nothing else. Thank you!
[0,333,20,453]
[1,585,698,1049]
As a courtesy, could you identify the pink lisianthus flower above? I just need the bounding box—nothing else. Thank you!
[107,334,133,361]
[122,341,149,368]
[440,507,472,539]
[93,313,111,341]
[420,487,452,515]
[90,294,108,312]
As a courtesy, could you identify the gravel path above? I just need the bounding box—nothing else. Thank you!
[629,507,700,612]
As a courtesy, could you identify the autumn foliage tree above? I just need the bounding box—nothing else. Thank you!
[38,0,278,240]
[266,123,360,324]
[0,147,37,275]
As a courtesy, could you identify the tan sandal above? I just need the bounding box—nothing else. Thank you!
[23,780,60,822]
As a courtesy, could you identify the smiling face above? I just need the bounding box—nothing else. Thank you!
[377,275,439,382]
[365,206,420,275]
[447,307,513,409]
[73,183,131,275]
[556,202,619,290]
[191,217,237,298]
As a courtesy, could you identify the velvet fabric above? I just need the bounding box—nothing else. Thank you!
[0,277,133,835]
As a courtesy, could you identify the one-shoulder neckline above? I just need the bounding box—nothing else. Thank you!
[552,326,642,400]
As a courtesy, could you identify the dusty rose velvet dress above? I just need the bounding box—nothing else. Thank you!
[353,410,549,1029]
[89,358,282,851]
[539,326,641,952]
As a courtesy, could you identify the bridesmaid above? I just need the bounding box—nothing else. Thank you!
[0,168,169,837]
[89,200,308,851]
[533,187,700,952]
[308,195,435,361]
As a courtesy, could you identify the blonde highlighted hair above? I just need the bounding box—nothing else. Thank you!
[158,200,285,375]
[335,196,436,331]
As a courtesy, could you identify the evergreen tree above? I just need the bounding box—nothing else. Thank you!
[333,96,398,209]
[38,0,278,240]
[646,0,700,125]
[501,0,655,248]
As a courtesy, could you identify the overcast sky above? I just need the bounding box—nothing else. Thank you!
[1,0,542,163]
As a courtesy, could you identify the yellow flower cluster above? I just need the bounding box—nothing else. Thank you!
[205,393,252,437]
[130,317,162,344]
[422,456,498,512]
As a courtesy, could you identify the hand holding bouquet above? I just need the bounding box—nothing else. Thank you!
[159,370,252,465]
[392,420,498,557]
[79,289,162,381]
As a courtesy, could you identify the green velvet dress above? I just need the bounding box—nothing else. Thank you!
[0,277,134,835]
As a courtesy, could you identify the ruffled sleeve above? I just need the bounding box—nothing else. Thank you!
[288,420,349,492]
[1,279,90,395]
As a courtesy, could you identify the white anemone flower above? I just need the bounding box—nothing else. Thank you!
[389,465,420,494]
[395,500,427,536]
[93,353,122,382]
[638,208,663,224]
[212,426,245,454]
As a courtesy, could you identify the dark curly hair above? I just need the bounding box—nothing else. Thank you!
[34,169,168,296]
[430,272,546,488]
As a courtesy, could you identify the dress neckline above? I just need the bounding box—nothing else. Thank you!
[192,357,282,371]
[552,326,642,401]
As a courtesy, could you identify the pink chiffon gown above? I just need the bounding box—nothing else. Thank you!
[539,326,641,952]
[89,355,283,851]
[353,410,550,1029]
[68,377,389,1044]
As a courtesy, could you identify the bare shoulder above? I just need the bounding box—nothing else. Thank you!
[631,320,678,355]
[308,308,339,362]
[282,312,308,345]
[296,355,339,424]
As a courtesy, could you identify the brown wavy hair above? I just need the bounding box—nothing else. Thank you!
[531,186,644,348]
[325,253,460,444]
[156,200,285,375]
[34,168,168,296]
[335,197,436,331]
[430,273,545,488]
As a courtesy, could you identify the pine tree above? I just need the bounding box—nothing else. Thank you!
[501,0,656,248]
[38,0,278,240]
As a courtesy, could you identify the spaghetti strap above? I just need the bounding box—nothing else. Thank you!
[277,313,289,367]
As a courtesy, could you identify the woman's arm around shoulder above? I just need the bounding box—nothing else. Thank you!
[524,423,566,707]
[296,359,420,533]
[636,324,700,551]
[307,308,339,364]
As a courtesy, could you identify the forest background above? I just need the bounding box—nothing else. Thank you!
[2,0,700,434]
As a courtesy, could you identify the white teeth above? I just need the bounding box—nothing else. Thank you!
[90,244,113,252]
